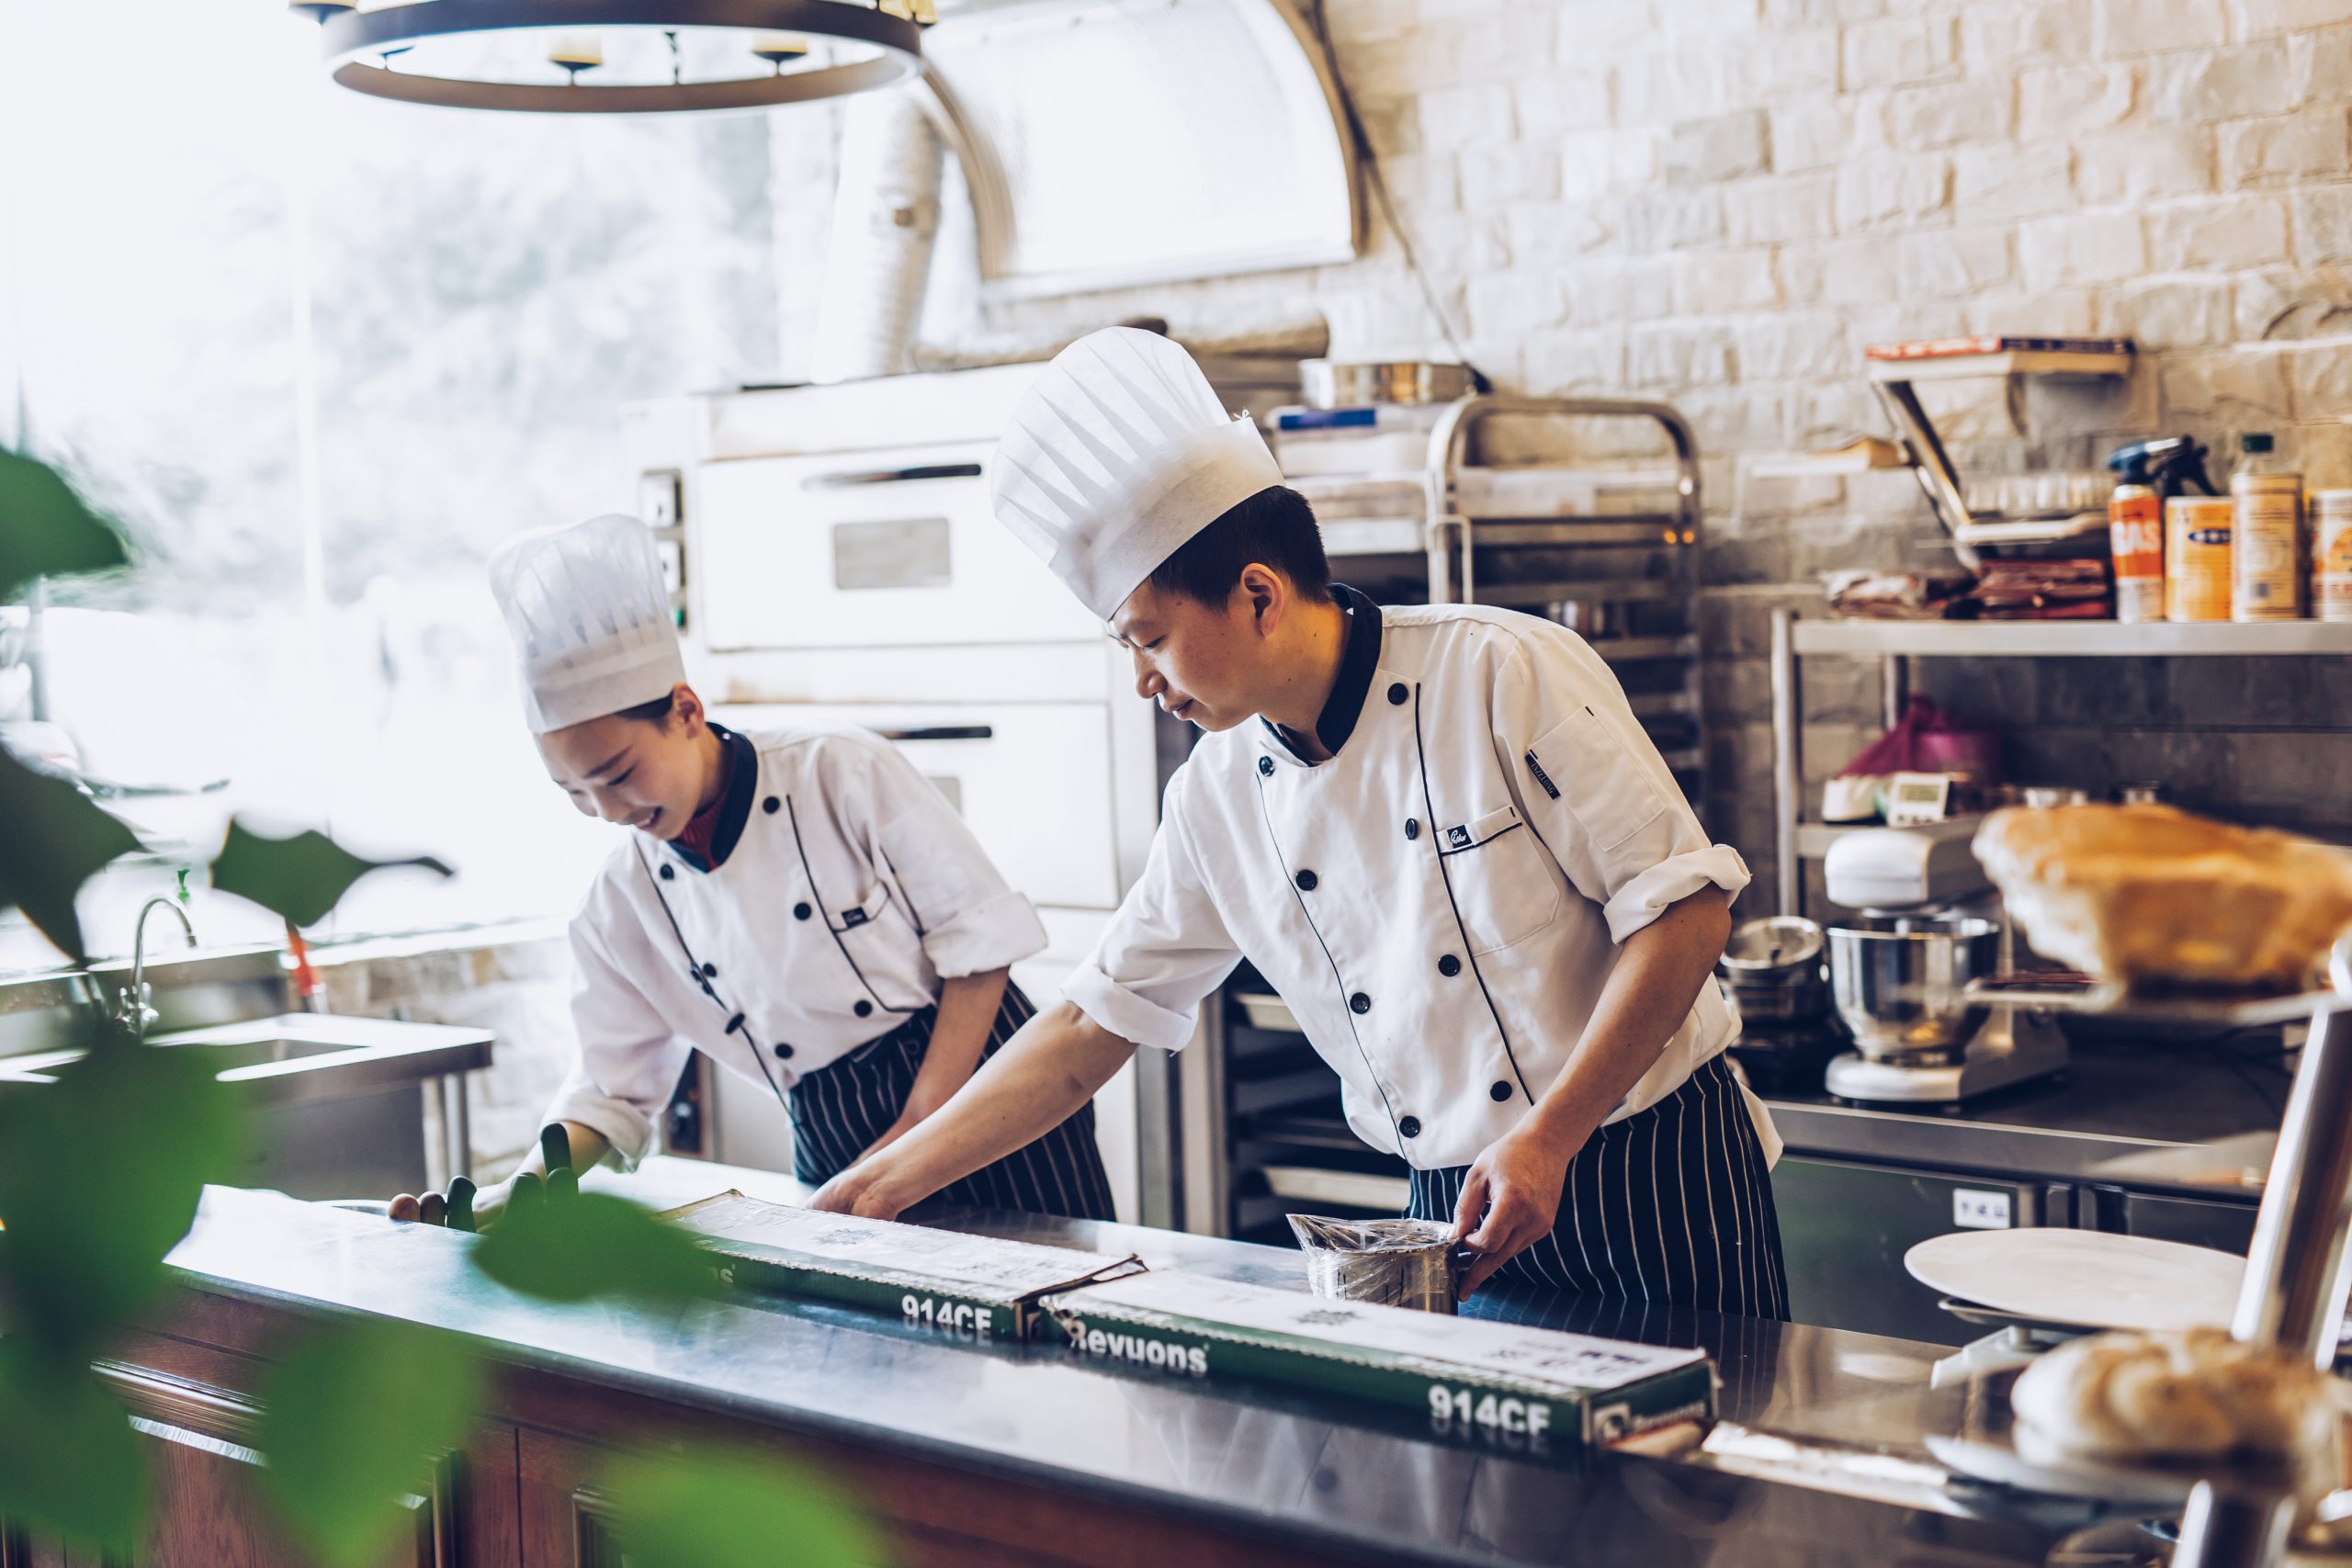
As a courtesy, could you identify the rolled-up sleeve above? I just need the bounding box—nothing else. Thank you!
[840,735,1047,978]
[1496,637,1749,943]
[541,914,690,1170]
[1062,772,1241,1051]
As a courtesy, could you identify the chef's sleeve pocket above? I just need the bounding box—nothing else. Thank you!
[1437,802,1562,956]
[1524,705,1682,901]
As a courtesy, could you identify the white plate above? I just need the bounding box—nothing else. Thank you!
[1904,1229,2243,1334]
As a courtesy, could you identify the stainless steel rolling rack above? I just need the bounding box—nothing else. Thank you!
[1207,394,1712,1242]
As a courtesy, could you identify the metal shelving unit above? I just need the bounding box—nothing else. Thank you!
[1770,613,2352,916]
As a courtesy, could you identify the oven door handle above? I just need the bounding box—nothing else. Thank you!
[801,462,984,490]
[876,726,994,742]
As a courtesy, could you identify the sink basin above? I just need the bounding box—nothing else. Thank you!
[0,1014,492,1109]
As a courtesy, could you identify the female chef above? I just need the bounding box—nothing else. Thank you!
[815,330,1785,1314]
[390,513,1114,1226]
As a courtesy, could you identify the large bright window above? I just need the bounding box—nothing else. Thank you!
[1,3,785,969]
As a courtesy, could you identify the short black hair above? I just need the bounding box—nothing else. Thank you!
[1146,485,1333,608]
[614,691,675,726]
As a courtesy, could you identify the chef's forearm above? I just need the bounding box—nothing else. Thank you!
[516,1121,613,1179]
[1522,886,1734,1153]
[861,1000,1136,1209]
[908,966,1010,1111]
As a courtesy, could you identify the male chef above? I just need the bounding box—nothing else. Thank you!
[816,329,1785,1312]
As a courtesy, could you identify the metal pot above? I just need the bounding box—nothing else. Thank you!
[1298,359,1476,409]
[1720,917,1826,977]
[1826,918,1999,1059]
[1725,976,1832,1023]
[1289,1214,1464,1314]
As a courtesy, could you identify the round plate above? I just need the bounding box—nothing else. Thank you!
[1905,1230,2243,1334]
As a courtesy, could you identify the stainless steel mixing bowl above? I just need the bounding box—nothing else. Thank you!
[1826,918,2000,1059]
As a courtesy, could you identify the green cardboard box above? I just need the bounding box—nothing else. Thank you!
[1041,1270,1714,1451]
[664,1191,1145,1343]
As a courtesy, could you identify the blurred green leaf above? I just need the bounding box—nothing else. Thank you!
[602,1446,888,1568]
[209,821,452,929]
[0,1027,247,1355]
[0,1348,146,1555]
[0,447,129,603]
[474,1191,710,1304]
[254,1320,482,1568]
[0,746,141,963]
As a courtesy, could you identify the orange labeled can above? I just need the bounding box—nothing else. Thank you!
[2316,489,2352,624]
[2166,496,2233,623]
[2109,484,2164,623]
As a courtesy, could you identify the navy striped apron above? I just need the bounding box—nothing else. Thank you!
[786,981,1117,1222]
[1405,1054,1790,1319]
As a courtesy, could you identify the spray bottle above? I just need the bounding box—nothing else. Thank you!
[2105,437,2215,624]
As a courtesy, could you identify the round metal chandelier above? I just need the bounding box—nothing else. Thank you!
[290,1,926,113]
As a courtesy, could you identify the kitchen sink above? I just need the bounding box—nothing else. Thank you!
[0,1014,492,1110]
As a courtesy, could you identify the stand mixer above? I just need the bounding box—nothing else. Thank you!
[1821,823,2069,1104]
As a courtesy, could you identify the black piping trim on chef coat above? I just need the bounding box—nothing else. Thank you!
[631,840,793,1113]
[668,723,758,874]
[1262,582,1384,764]
[785,795,922,1021]
[1410,683,1534,1107]
[1250,764,1406,1145]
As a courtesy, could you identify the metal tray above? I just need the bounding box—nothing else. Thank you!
[1235,992,1302,1032]
[1962,978,2341,1029]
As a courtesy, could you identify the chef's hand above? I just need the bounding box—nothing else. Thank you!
[389,1174,512,1231]
[808,1162,906,1221]
[1450,1123,1578,1296]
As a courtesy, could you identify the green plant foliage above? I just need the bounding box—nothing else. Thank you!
[474,1190,711,1305]
[0,447,129,602]
[0,1349,146,1555]
[0,746,141,963]
[209,821,453,929]
[254,1320,485,1568]
[601,1446,889,1568]
[0,1026,247,1356]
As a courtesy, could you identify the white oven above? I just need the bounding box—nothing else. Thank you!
[712,700,1121,912]
[695,441,1101,653]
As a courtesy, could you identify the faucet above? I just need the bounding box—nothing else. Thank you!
[116,897,198,1040]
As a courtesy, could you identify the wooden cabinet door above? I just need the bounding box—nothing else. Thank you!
[96,1362,464,1568]
[515,1430,618,1568]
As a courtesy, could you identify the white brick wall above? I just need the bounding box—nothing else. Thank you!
[771,0,2352,907]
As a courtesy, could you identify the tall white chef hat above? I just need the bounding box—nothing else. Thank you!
[487,513,686,735]
[991,327,1283,620]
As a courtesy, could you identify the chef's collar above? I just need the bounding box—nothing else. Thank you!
[1264,583,1382,766]
[672,723,757,873]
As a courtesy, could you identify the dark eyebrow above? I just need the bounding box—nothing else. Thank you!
[582,749,631,781]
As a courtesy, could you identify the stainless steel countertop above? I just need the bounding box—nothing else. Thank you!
[164,1168,2122,1567]
[1765,1039,2290,1190]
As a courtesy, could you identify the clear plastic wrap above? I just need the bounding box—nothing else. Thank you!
[1286,1213,1463,1315]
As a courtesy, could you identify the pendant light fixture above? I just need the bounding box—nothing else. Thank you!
[290,1,923,114]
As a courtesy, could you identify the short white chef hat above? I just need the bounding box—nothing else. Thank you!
[991,328,1283,620]
[487,513,686,735]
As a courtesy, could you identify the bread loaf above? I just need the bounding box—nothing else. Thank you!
[1973,804,2352,988]
[2009,1326,2335,1463]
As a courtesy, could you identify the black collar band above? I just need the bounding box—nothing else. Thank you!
[1264,582,1383,764]
[673,723,757,873]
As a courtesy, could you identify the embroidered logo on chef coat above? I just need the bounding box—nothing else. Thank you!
[1438,803,1524,855]
[841,908,869,928]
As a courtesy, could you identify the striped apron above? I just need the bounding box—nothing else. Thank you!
[1405,1054,1790,1319]
[786,981,1117,1222]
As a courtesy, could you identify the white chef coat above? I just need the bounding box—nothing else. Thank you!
[544,724,1047,1168]
[1064,587,1778,1171]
